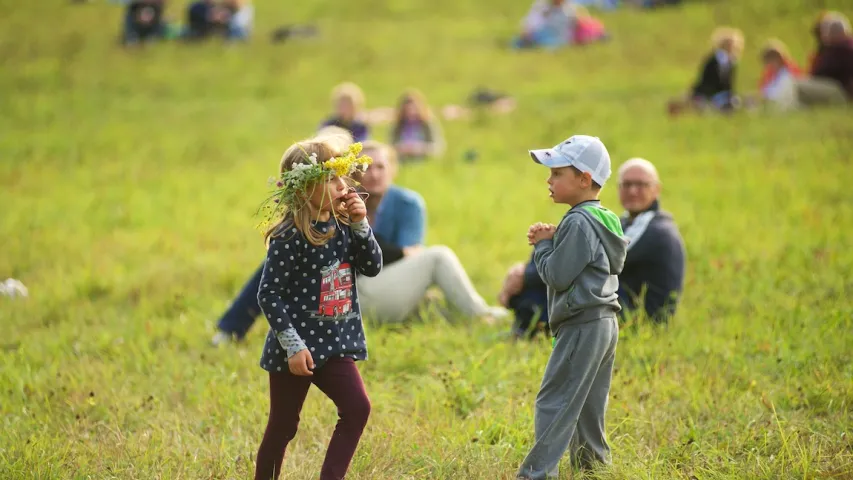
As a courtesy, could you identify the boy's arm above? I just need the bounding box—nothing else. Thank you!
[533,217,593,291]
[258,236,307,359]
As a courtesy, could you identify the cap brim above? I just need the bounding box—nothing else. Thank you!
[529,148,569,168]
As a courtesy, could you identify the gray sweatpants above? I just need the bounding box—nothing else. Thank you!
[517,316,619,480]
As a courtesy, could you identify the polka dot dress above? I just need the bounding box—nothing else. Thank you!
[258,218,383,372]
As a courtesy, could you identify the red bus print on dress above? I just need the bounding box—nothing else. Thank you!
[311,259,354,320]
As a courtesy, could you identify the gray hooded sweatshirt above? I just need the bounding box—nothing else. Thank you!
[533,200,629,331]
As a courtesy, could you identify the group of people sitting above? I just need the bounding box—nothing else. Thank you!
[513,0,610,50]
[670,11,853,115]
[210,88,688,345]
[121,0,254,45]
[319,83,447,165]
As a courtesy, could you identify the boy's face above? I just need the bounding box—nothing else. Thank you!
[547,166,589,205]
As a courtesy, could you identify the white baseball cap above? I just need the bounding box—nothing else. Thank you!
[529,135,612,187]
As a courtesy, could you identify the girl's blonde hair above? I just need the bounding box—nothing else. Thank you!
[330,82,365,112]
[264,132,354,247]
[711,26,744,57]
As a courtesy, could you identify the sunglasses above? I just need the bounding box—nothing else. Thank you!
[618,181,654,190]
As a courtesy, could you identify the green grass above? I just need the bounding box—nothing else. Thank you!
[2,0,853,478]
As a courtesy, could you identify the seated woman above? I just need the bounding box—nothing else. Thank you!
[389,89,445,163]
[669,27,744,115]
[122,0,168,45]
[319,82,371,143]
[184,0,253,41]
[211,138,506,344]
[513,0,576,50]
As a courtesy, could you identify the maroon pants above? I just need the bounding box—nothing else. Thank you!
[254,357,371,480]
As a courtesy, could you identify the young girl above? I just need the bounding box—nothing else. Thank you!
[389,89,445,163]
[253,133,382,480]
[758,39,803,110]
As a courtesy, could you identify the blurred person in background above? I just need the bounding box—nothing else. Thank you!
[184,0,253,41]
[513,0,577,50]
[122,0,169,45]
[319,83,371,143]
[756,39,803,110]
[760,13,853,109]
[389,89,446,163]
[669,27,745,115]
[800,12,853,105]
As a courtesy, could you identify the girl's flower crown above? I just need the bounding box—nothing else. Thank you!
[257,142,373,231]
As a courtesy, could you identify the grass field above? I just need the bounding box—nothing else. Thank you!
[2,0,853,478]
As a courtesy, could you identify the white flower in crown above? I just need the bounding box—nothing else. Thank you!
[308,153,318,165]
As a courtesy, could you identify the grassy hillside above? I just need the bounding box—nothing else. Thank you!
[2,0,852,478]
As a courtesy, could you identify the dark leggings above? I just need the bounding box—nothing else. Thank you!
[254,357,371,480]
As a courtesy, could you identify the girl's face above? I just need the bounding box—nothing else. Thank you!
[308,175,349,214]
[402,99,419,122]
[763,54,784,69]
[336,98,355,121]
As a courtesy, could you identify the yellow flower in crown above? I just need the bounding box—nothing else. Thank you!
[256,142,373,231]
[323,143,372,178]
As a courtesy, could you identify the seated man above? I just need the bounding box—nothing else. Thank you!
[498,157,686,333]
[616,158,686,323]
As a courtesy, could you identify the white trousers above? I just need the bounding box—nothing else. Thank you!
[357,246,493,323]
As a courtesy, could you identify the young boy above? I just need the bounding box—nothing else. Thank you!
[517,135,628,480]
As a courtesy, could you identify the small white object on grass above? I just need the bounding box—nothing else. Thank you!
[1,279,28,298]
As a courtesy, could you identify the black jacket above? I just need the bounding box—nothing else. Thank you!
[692,51,736,100]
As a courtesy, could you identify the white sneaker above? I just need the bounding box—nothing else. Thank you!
[487,306,511,320]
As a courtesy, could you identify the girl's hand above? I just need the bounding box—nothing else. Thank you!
[288,349,315,376]
[344,192,367,222]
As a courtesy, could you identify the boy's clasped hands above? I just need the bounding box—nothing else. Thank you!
[527,222,556,245]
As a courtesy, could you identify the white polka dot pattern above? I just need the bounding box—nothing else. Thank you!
[256,217,382,372]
